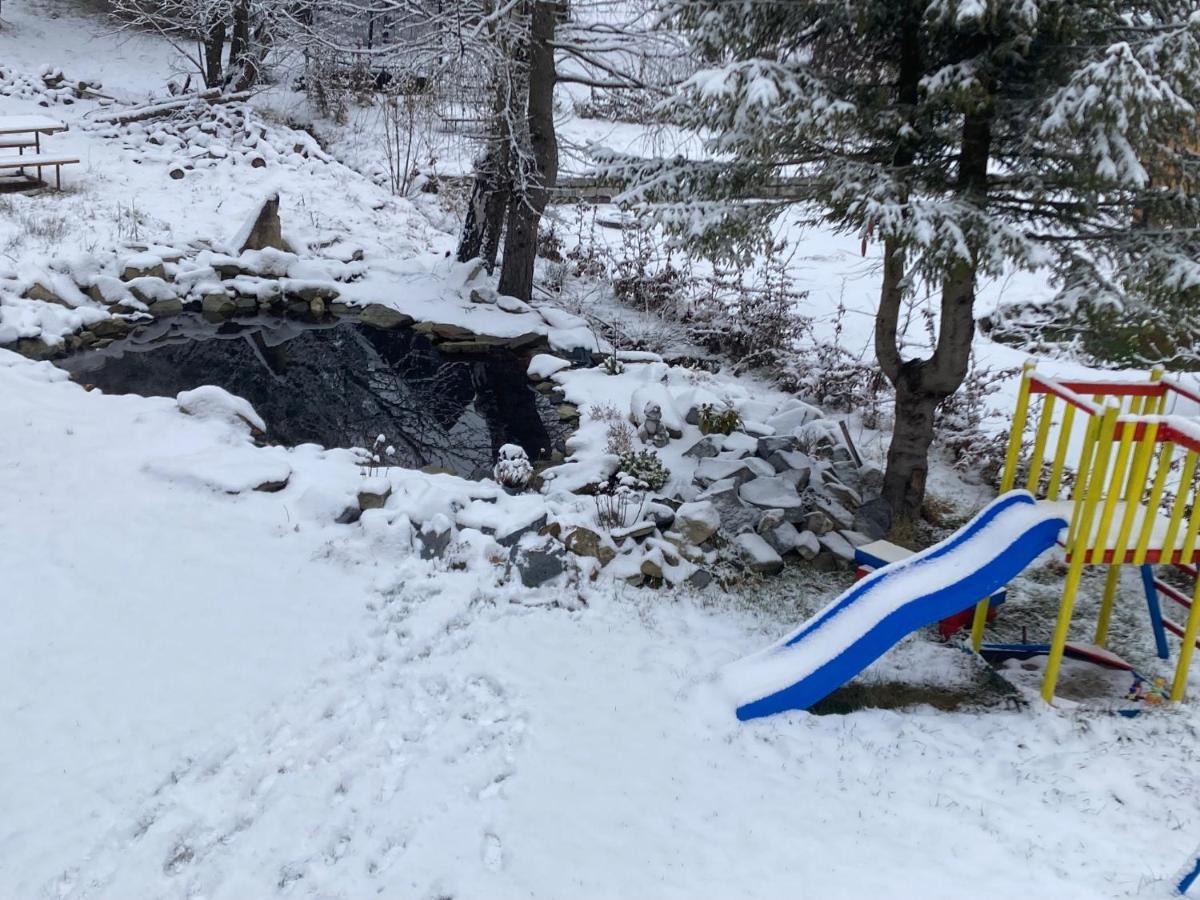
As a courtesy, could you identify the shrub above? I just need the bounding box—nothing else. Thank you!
[697,403,740,435]
[616,449,670,491]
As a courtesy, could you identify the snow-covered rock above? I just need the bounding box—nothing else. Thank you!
[176,385,266,433]
[674,500,720,545]
[734,533,784,574]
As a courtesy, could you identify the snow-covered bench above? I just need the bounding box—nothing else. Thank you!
[0,135,38,153]
[0,153,79,189]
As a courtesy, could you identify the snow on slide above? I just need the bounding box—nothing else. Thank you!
[724,491,1068,720]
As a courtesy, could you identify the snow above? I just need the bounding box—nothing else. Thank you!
[2,4,1200,898]
[527,353,571,380]
[176,385,266,433]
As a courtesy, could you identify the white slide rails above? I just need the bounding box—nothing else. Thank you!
[723,491,1068,720]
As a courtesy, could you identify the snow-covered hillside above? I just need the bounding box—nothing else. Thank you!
[2,2,1200,898]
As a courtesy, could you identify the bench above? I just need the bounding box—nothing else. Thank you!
[0,135,38,152]
[0,153,80,189]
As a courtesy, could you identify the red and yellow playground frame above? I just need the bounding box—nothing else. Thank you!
[968,362,1200,704]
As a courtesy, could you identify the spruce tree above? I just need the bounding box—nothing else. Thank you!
[602,1,1200,520]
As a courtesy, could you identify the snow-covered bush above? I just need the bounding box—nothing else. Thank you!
[493,443,533,491]
[697,403,739,436]
[616,449,670,492]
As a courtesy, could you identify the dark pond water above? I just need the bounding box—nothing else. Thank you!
[56,315,571,480]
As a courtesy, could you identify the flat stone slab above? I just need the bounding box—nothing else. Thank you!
[738,476,804,511]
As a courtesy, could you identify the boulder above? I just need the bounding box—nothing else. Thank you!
[696,479,758,535]
[495,512,549,547]
[201,293,236,316]
[508,536,568,587]
[818,531,857,561]
[794,529,821,560]
[800,509,833,536]
[359,304,415,329]
[768,449,813,479]
[24,281,64,305]
[683,435,723,459]
[176,385,266,432]
[120,252,166,281]
[612,520,656,542]
[357,482,392,511]
[801,489,856,529]
[766,403,823,434]
[756,508,788,534]
[418,514,454,560]
[564,526,616,566]
[763,520,804,556]
[734,533,784,575]
[235,191,294,253]
[852,496,891,541]
[694,456,772,487]
[839,530,872,548]
[674,500,720,545]
[721,432,759,456]
[644,501,676,531]
[738,476,805,516]
[149,298,184,317]
[820,478,862,511]
[684,567,714,589]
[858,464,885,496]
[756,435,800,460]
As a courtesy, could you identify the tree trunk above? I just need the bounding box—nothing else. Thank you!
[228,0,266,92]
[498,0,559,302]
[876,16,994,523]
[456,8,515,270]
[457,145,511,271]
[203,20,227,89]
[883,375,941,518]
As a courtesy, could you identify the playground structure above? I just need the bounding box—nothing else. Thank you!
[973,363,1200,704]
[725,362,1200,721]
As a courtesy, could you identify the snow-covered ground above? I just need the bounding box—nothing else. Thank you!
[3,3,1200,898]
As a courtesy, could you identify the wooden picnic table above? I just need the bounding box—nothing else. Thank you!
[0,115,68,153]
[0,115,75,189]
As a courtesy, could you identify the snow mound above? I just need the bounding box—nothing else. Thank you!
[144,446,292,494]
[176,385,266,433]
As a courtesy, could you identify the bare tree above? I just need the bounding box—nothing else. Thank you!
[109,0,282,90]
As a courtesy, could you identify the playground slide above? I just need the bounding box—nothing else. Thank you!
[725,491,1070,721]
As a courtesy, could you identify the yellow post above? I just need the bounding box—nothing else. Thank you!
[1180,488,1200,565]
[1043,405,1120,704]
[1090,417,1137,564]
[1114,420,1160,549]
[969,597,989,652]
[1162,451,1199,562]
[1025,394,1057,496]
[1046,403,1076,501]
[1150,366,1166,415]
[1093,566,1123,647]
[1169,576,1200,702]
[1134,442,1175,565]
[1001,361,1036,493]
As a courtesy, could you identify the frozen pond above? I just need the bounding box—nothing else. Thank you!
[56,314,571,479]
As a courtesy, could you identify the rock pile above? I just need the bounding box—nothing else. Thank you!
[0,64,103,105]
[86,97,330,178]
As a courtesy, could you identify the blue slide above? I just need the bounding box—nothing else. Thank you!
[724,491,1068,721]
